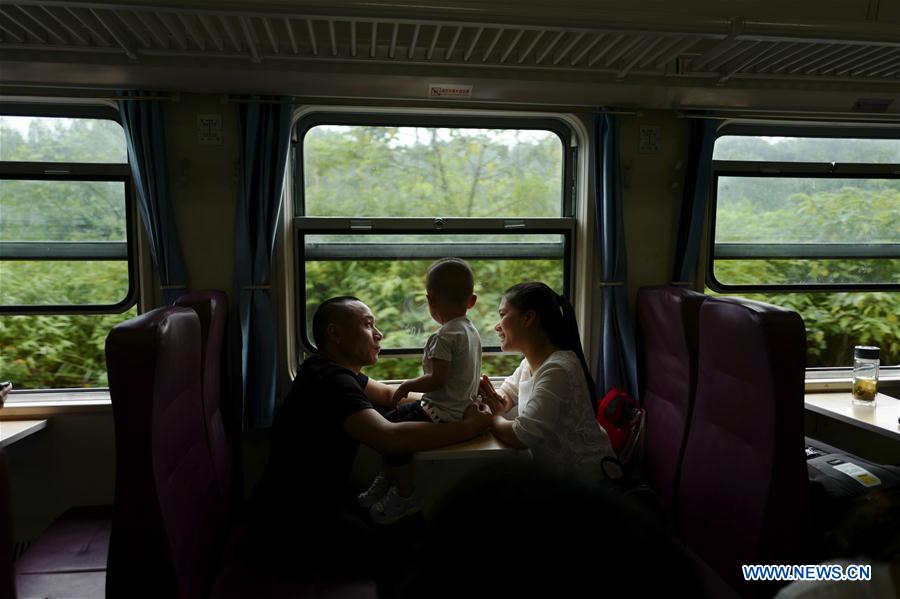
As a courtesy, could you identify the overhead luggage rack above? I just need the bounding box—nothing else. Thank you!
[0,1,898,87]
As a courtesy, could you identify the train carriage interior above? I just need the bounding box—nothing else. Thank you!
[0,0,898,597]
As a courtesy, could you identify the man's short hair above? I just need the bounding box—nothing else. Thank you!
[312,296,361,350]
[426,258,474,304]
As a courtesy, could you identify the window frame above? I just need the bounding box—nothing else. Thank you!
[706,123,900,293]
[0,103,137,315]
[292,111,577,358]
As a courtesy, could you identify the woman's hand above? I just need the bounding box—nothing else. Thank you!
[478,375,513,416]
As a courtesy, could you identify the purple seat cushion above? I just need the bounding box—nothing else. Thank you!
[15,506,111,574]
[678,297,810,591]
[174,291,238,515]
[107,306,225,599]
[637,286,705,511]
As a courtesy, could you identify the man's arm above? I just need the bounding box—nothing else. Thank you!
[391,359,449,405]
[343,402,490,455]
[364,379,398,408]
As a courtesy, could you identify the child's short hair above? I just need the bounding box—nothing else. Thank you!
[426,258,474,305]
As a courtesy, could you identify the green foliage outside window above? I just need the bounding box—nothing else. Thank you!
[303,125,563,218]
[712,135,899,367]
[1,261,136,388]
[301,124,567,380]
[304,258,563,380]
[0,115,127,163]
[0,310,137,389]
[1,117,134,390]
[0,179,126,242]
[706,290,898,367]
[1,121,897,389]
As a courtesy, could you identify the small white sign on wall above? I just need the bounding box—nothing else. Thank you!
[639,125,660,154]
[428,84,473,99]
[198,114,223,146]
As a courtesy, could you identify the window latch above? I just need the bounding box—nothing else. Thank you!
[350,219,372,230]
[505,220,526,229]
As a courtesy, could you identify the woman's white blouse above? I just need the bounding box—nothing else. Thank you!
[499,350,618,481]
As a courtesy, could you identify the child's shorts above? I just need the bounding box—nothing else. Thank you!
[384,400,434,423]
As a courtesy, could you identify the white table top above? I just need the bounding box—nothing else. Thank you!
[0,419,49,447]
[804,392,900,442]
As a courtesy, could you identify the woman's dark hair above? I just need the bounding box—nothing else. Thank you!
[503,282,597,414]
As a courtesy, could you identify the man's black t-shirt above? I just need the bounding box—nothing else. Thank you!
[246,357,415,581]
[253,355,374,517]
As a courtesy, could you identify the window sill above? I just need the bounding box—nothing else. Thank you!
[1,389,111,417]
[804,368,900,392]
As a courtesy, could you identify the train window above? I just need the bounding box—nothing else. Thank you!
[0,105,137,390]
[708,124,899,368]
[294,114,574,380]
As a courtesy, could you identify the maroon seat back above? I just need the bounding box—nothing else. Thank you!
[106,306,226,599]
[637,285,705,512]
[677,297,809,593]
[0,448,15,599]
[174,290,239,515]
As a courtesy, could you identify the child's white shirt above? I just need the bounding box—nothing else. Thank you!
[421,316,482,422]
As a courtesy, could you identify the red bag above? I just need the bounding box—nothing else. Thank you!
[596,388,644,459]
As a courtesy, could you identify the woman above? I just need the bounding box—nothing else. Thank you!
[479,282,619,481]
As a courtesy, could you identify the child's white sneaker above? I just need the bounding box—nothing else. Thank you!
[357,474,391,508]
[370,486,420,524]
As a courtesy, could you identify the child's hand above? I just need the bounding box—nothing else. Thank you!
[391,383,408,407]
[463,401,493,433]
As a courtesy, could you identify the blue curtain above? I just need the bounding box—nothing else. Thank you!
[594,114,638,400]
[235,101,291,429]
[672,119,717,286]
[117,91,187,305]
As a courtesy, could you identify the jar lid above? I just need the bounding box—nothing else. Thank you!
[854,345,880,359]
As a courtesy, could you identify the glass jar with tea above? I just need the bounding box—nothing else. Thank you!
[851,345,879,406]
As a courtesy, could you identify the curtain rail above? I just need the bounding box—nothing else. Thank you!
[225,94,640,114]
[678,108,900,122]
[0,87,180,102]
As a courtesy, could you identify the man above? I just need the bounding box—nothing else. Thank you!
[248,296,491,581]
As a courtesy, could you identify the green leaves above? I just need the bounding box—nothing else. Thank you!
[710,290,900,367]
[0,117,132,389]
[0,118,126,164]
[303,125,563,218]
[0,261,130,306]
[0,308,136,389]
[305,258,563,380]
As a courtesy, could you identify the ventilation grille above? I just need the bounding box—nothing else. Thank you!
[0,2,898,85]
